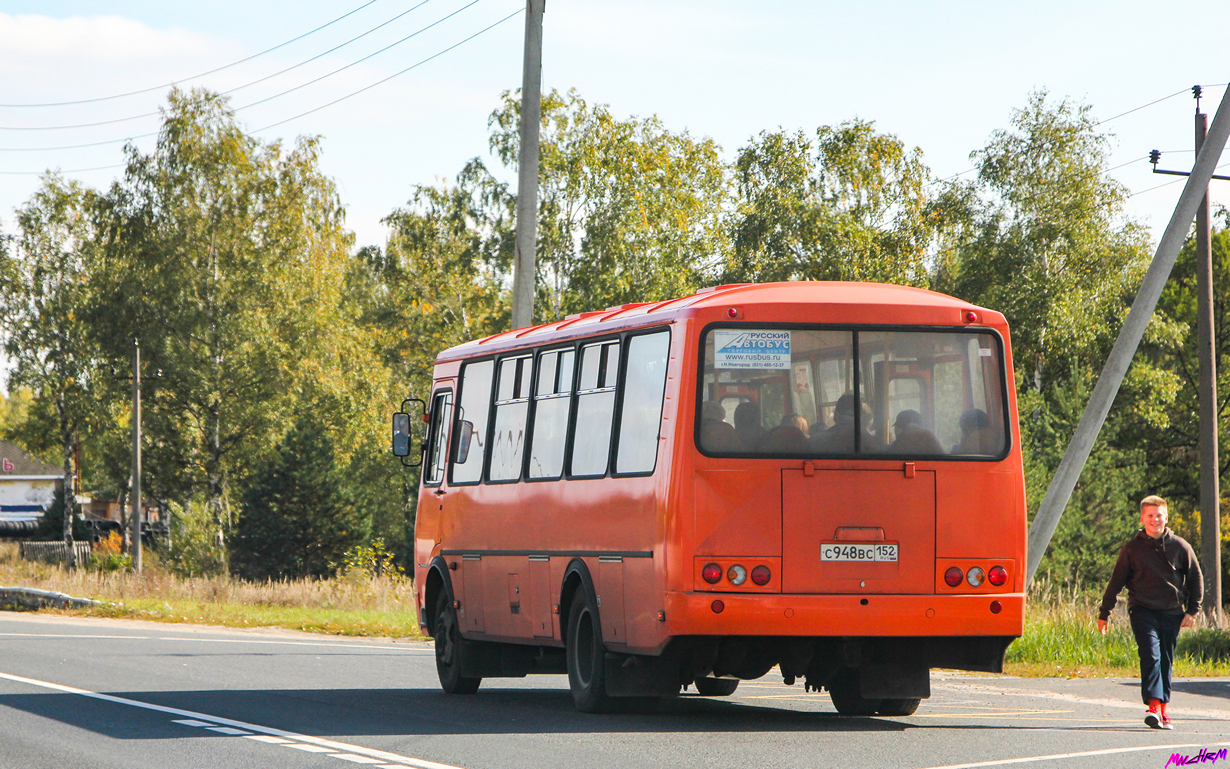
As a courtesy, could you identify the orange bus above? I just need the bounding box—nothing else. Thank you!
[393,281,1026,714]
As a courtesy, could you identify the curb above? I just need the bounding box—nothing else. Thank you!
[0,587,104,611]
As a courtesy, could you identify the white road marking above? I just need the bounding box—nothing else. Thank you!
[286,744,337,753]
[207,726,252,735]
[331,754,384,764]
[934,681,1230,720]
[245,734,293,744]
[152,637,432,653]
[171,719,213,727]
[0,631,432,653]
[0,670,463,769]
[0,633,136,639]
[917,742,1230,769]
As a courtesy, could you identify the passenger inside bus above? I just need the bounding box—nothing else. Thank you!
[700,400,741,452]
[810,392,872,454]
[733,401,766,450]
[890,409,944,455]
[759,413,811,454]
[951,408,995,455]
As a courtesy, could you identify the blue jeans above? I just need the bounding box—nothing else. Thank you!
[1129,605,1184,704]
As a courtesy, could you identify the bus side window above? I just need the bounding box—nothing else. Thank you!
[451,360,494,484]
[528,348,574,479]
[423,391,452,485]
[489,356,532,481]
[570,341,619,477]
[615,331,670,474]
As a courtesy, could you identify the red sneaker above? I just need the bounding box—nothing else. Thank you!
[1160,713,1173,730]
[1145,702,1161,729]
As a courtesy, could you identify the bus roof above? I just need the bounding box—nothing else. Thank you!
[435,281,1003,363]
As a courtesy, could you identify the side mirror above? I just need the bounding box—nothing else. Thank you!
[392,412,412,457]
[455,420,476,465]
[392,397,427,467]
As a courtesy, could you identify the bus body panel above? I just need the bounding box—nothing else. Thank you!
[411,282,1027,685]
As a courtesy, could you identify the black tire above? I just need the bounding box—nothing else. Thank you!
[693,677,740,697]
[434,592,481,695]
[566,589,617,713]
[876,698,921,716]
[826,669,882,716]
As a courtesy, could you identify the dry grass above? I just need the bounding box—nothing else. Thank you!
[1004,579,1230,677]
[0,541,424,639]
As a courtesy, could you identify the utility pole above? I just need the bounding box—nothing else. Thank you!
[1026,83,1230,585]
[1143,87,1230,620]
[510,0,544,330]
[131,337,142,574]
[1194,86,1222,624]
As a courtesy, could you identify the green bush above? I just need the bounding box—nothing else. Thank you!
[163,499,227,577]
[1177,628,1230,663]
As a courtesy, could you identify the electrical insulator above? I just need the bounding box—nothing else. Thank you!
[1149,149,1161,165]
[1193,85,1203,100]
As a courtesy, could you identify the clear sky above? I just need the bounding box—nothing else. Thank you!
[1,2,1229,382]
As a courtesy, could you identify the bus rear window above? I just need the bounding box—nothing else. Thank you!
[697,327,1007,459]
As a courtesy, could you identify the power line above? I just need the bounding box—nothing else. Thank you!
[0,6,523,174]
[0,0,435,132]
[928,86,1222,188]
[1094,88,1187,127]
[0,164,124,177]
[235,0,486,117]
[0,0,383,109]
[254,6,523,133]
[0,0,493,153]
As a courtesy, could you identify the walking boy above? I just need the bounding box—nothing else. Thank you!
[1098,495,1202,729]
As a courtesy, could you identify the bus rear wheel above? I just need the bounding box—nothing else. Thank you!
[693,677,739,696]
[566,590,619,713]
[876,698,921,716]
[434,592,481,695]
[826,669,882,716]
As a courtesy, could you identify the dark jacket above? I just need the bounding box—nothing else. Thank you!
[1098,528,1203,620]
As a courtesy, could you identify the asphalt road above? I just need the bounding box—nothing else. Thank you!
[1,613,1229,769]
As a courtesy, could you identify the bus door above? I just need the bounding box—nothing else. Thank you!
[432,378,485,634]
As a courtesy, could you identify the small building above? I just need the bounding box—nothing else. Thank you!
[0,439,61,536]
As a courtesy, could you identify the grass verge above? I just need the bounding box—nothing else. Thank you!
[1004,587,1230,677]
[0,542,424,640]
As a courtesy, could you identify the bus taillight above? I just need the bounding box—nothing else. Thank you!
[750,565,771,586]
[944,567,963,587]
[727,565,747,585]
[988,565,1008,587]
[702,563,723,584]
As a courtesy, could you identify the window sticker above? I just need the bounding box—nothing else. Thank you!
[713,329,791,370]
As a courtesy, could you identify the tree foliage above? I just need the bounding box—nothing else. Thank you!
[231,419,368,580]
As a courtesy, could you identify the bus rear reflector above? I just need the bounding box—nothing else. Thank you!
[711,600,725,613]
[751,565,771,586]
[944,567,963,587]
[702,563,722,584]
[988,565,1008,586]
[990,600,1002,614]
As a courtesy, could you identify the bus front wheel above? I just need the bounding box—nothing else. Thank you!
[826,669,882,716]
[566,590,616,713]
[434,592,481,695]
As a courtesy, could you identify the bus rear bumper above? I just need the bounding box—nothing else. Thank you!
[664,591,1024,637]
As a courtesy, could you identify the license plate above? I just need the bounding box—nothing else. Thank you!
[820,543,898,562]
